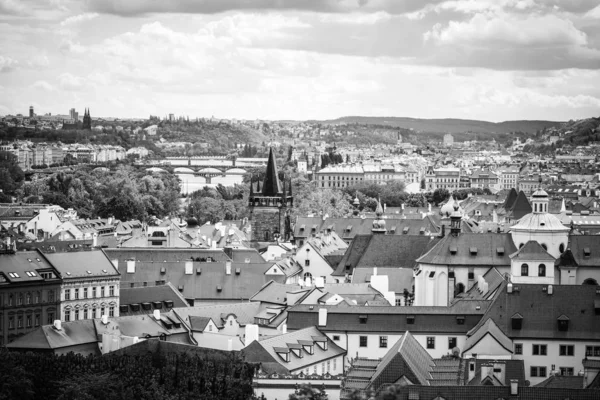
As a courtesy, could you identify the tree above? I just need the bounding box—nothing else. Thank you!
[431,188,450,205]
[288,384,328,400]
[0,150,24,195]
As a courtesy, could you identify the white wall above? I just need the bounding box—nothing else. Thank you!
[294,243,335,284]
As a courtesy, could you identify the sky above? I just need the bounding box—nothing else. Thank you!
[1,0,599,122]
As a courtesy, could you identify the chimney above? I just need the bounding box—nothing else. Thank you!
[315,276,325,288]
[226,261,232,275]
[510,379,518,396]
[440,224,446,238]
[244,324,259,346]
[227,338,233,351]
[507,283,513,293]
[548,285,553,295]
[53,320,62,331]
[101,314,108,325]
[92,233,98,247]
[318,308,328,326]
[153,309,160,321]
[282,324,287,334]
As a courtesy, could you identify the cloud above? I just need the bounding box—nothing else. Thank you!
[425,13,587,46]
[60,12,99,26]
[83,0,437,16]
[0,55,18,72]
[31,80,56,91]
[0,0,27,16]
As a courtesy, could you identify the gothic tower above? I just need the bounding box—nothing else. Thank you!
[82,108,92,130]
[248,148,293,242]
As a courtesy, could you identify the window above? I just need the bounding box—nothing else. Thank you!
[92,287,97,298]
[359,315,368,324]
[47,312,54,324]
[333,335,340,341]
[48,290,54,302]
[379,336,388,348]
[83,288,88,299]
[532,344,547,355]
[26,293,31,305]
[395,298,402,306]
[559,345,574,356]
[17,294,23,306]
[101,287,105,297]
[305,259,310,267]
[530,366,547,377]
[456,316,465,325]
[65,289,70,300]
[26,315,32,328]
[515,344,523,355]
[17,316,23,328]
[34,291,40,303]
[34,314,40,326]
[407,316,415,324]
[327,360,330,372]
[427,337,435,349]
[109,306,114,317]
[83,309,88,319]
[586,346,600,356]
[521,264,529,276]
[109,286,115,296]
[8,294,13,306]
[538,264,546,277]
[74,310,79,320]
[101,307,105,317]
[359,336,368,347]
[64,310,71,322]
[75,289,79,300]
[560,367,574,376]
[448,337,457,349]
[92,308,96,319]
[8,316,14,329]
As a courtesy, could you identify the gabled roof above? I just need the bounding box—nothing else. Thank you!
[509,240,555,261]
[173,302,261,329]
[369,331,434,390]
[7,319,98,351]
[0,249,54,283]
[463,318,513,355]
[94,310,190,340]
[334,234,440,276]
[535,375,585,389]
[250,281,302,305]
[506,191,532,220]
[252,326,346,372]
[119,282,189,314]
[104,248,230,263]
[464,359,526,387]
[458,267,506,302]
[568,236,600,267]
[417,233,516,267]
[351,267,413,293]
[502,188,518,210]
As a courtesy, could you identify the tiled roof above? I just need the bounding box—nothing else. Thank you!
[242,340,290,375]
[506,191,532,220]
[287,301,487,333]
[568,236,600,267]
[173,302,261,329]
[463,318,513,354]
[189,316,212,331]
[7,319,98,351]
[119,282,189,314]
[458,267,506,302]
[0,250,53,283]
[255,326,346,372]
[352,267,413,293]
[118,260,285,300]
[94,310,189,340]
[464,359,525,387]
[509,240,555,261]
[475,283,600,340]
[44,250,119,279]
[250,281,302,305]
[535,375,585,389]
[417,233,517,267]
[104,248,231,262]
[334,234,440,276]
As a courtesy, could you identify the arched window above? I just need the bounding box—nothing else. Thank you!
[26,293,31,305]
[538,264,546,277]
[456,283,465,295]
[583,278,598,286]
[521,264,529,276]
[559,243,565,254]
[303,272,313,285]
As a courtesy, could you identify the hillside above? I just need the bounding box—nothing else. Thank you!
[315,116,562,134]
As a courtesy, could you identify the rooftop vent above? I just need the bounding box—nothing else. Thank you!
[449,246,457,255]
[470,247,478,255]
[496,247,504,255]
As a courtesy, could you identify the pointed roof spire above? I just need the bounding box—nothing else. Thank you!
[262,147,282,196]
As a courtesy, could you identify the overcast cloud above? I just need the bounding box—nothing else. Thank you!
[0,0,598,121]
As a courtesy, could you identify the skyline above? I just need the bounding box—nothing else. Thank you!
[1,0,600,122]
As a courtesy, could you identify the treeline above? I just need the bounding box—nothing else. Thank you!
[0,349,256,400]
[18,166,180,221]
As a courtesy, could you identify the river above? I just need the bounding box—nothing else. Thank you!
[177,174,244,194]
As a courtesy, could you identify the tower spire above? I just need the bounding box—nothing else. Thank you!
[262,147,282,196]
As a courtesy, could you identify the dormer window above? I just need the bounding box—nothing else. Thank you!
[403,227,409,234]
[496,247,505,256]
[584,248,591,258]
[470,247,478,255]
[538,264,546,277]
[512,313,523,330]
[557,315,569,331]
[521,263,529,276]
[407,315,415,325]
[449,246,457,255]
[359,315,367,324]
[456,316,465,325]
[275,348,290,362]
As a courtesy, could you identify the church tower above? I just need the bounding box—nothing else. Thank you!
[249,148,293,243]
[82,108,92,130]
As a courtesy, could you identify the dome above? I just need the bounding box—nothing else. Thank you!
[532,188,549,198]
[510,213,569,232]
[441,196,461,216]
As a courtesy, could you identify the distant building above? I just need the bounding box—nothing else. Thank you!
[425,166,461,191]
[69,108,78,122]
[444,133,454,147]
[62,107,92,130]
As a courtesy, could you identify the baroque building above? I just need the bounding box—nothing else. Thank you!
[248,148,293,243]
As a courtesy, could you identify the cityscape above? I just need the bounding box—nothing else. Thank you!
[2,1,600,400]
